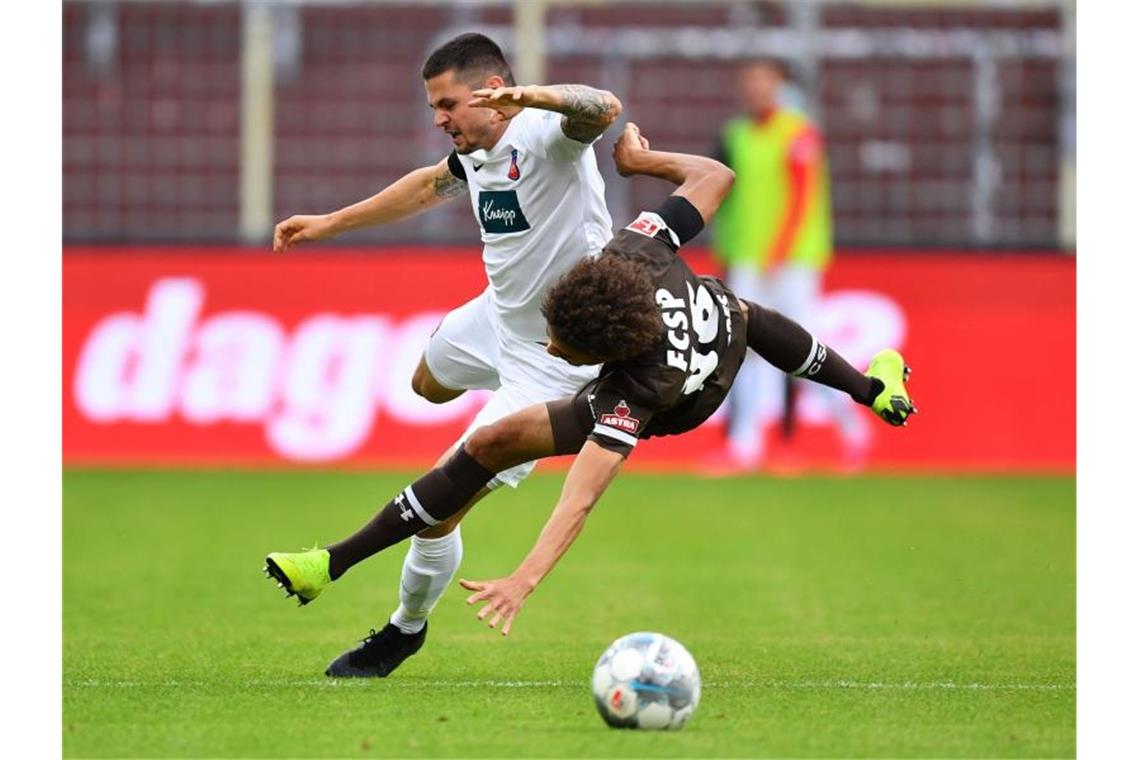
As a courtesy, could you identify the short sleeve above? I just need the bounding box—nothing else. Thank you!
[586,389,657,457]
[519,109,594,163]
[584,367,683,457]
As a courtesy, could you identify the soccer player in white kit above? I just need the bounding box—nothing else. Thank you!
[270,33,621,676]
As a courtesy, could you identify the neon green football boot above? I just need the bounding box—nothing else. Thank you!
[866,349,917,426]
[263,548,331,606]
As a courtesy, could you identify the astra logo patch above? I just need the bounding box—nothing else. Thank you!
[478,190,531,233]
[599,400,640,434]
[508,148,521,180]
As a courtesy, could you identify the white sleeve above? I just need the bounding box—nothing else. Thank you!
[518,109,596,163]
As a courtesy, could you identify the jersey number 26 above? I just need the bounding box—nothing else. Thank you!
[657,283,724,395]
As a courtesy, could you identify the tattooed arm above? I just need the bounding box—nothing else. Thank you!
[273,156,466,252]
[468,84,623,145]
[546,84,623,143]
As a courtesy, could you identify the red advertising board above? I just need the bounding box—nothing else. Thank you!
[63,247,1074,472]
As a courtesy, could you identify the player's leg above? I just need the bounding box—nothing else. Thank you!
[347,291,501,663]
[385,449,480,639]
[264,402,559,604]
[720,265,770,468]
[738,297,915,425]
[320,395,592,678]
[327,402,560,575]
[332,342,595,675]
[414,288,503,403]
[384,380,547,629]
[411,357,465,403]
[348,344,598,675]
[323,479,484,678]
[264,291,502,605]
[779,264,870,468]
[382,289,503,628]
[381,392,538,647]
[318,435,486,678]
[770,266,799,442]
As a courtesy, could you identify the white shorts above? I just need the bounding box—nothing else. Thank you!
[423,288,598,488]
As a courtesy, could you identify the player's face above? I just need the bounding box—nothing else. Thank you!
[739,63,783,118]
[424,70,503,154]
[545,332,601,367]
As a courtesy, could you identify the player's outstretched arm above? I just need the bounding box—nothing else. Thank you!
[467,84,623,144]
[272,156,466,253]
[459,441,625,636]
[611,123,734,224]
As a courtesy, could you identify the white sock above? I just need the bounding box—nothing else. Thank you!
[388,529,462,635]
[824,387,871,449]
[724,355,767,464]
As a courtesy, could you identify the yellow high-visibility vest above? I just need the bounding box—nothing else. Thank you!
[713,109,833,271]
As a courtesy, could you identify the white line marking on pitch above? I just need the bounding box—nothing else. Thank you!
[67,678,1074,691]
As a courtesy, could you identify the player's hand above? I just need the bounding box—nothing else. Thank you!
[612,122,650,177]
[459,575,535,637]
[468,86,541,114]
[272,214,338,253]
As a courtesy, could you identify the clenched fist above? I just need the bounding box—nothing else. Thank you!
[612,122,651,177]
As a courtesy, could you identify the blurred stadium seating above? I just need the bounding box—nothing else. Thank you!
[63,0,1073,249]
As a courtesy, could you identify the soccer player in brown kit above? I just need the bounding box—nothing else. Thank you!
[265,123,916,664]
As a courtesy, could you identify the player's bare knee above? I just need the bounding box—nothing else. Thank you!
[464,422,514,472]
[462,424,498,467]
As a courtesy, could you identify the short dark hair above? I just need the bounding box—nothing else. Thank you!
[422,33,516,87]
[541,254,664,363]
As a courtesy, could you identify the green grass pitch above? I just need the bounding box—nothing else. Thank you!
[63,469,1074,758]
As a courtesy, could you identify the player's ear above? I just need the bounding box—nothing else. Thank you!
[485,74,505,90]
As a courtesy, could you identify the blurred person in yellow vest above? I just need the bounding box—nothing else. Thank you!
[709,58,869,472]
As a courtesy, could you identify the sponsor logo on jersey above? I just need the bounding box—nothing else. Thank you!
[473,163,484,172]
[507,148,521,180]
[599,400,640,433]
[478,190,531,233]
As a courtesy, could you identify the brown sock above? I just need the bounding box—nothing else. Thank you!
[743,300,880,406]
[326,449,494,579]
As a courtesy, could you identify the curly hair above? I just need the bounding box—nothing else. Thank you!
[541,254,664,362]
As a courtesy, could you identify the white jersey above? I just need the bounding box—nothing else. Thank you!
[449,108,613,344]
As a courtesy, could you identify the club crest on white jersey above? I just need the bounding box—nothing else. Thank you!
[453,108,613,343]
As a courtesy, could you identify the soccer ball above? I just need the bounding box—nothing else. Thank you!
[591,631,701,730]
